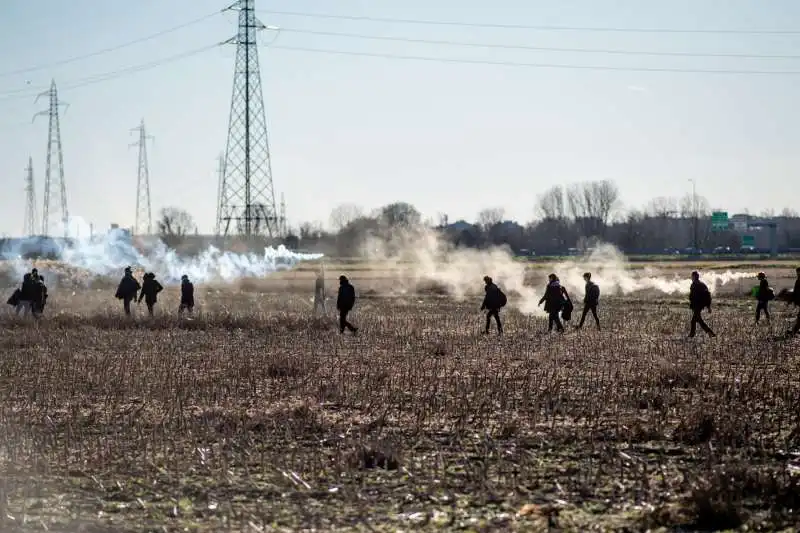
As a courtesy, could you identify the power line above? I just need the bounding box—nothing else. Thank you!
[258,9,800,35]
[267,44,800,75]
[0,11,221,79]
[276,27,800,60]
[0,44,218,104]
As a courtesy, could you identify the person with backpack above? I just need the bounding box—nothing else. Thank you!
[115,267,141,316]
[754,272,774,325]
[577,272,601,330]
[688,271,716,338]
[179,275,195,314]
[538,273,566,334]
[480,276,506,335]
[138,272,164,316]
[336,275,358,335]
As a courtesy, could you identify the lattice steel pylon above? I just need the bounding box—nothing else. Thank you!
[33,79,69,238]
[218,0,279,238]
[23,157,37,237]
[130,119,154,236]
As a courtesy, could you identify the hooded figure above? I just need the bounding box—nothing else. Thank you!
[179,275,194,314]
[336,275,358,334]
[480,276,505,335]
[538,274,566,333]
[14,271,38,316]
[688,271,716,338]
[138,272,163,316]
[115,267,141,316]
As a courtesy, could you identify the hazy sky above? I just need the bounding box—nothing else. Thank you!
[1,0,799,237]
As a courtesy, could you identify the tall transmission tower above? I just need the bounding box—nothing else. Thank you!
[23,157,37,237]
[215,152,226,237]
[34,79,69,238]
[218,0,279,238]
[131,119,154,236]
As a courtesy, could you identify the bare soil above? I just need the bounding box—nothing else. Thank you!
[0,264,799,532]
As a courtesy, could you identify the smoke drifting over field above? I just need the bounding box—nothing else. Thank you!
[0,224,322,285]
[361,227,754,315]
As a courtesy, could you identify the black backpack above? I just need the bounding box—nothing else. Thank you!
[497,288,507,308]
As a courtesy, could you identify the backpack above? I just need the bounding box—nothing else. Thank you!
[765,287,775,301]
[701,285,712,308]
[497,288,507,308]
[588,283,600,302]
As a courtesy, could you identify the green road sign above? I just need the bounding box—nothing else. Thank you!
[741,235,755,247]
[711,211,729,231]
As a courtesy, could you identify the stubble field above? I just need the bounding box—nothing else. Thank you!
[0,261,799,532]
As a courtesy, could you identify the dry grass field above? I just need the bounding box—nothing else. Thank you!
[0,261,799,532]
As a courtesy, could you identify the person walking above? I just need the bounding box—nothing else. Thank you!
[336,275,358,335]
[576,272,601,330]
[688,271,716,338]
[480,276,506,335]
[538,273,566,333]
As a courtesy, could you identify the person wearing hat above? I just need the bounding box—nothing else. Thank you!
[336,275,358,335]
[754,272,773,325]
[114,266,141,316]
[688,271,716,338]
[179,275,195,314]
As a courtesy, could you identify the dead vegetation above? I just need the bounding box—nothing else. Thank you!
[0,280,799,531]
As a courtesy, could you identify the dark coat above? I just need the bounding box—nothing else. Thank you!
[539,281,566,313]
[181,281,194,306]
[756,278,771,302]
[584,281,600,306]
[139,275,163,304]
[337,281,356,312]
[20,274,35,301]
[481,282,503,311]
[689,280,711,311]
[115,275,141,300]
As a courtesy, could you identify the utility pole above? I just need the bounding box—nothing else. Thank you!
[215,152,225,237]
[33,80,69,238]
[217,0,280,238]
[131,119,154,236]
[23,157,37,237]
[688,178,698,250]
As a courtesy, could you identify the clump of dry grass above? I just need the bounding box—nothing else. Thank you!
[0,273,798,530]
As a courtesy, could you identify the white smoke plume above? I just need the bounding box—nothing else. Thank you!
[0,219,322,286]
[358,227,754,315]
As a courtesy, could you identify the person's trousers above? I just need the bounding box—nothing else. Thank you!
[548,311,563,332]
[339,309,356,333]
[485,309,502,333]
[690,309,714,336]
[755,301,770,322]
[578,304,600,328]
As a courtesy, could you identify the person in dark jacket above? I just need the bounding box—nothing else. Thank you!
[791,267,800,336]
[480,276,504,335]
[32,275,47,316]
[179,275,194,314]
[577,272,601,330]
[754,272,772,324]
[538,273,566,333]
[14,273,34,316]
[688,271,716,338]
[138,272,163,316]
[336,275,358,334]
[115,267,141,316]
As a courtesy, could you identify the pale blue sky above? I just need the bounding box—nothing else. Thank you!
[1,0,799,237]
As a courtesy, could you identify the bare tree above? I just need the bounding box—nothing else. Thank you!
[329,203,364,232]
[646,196,678,218]
[566,180,620,237]
[536,185,566,220]
[157,207,194,245]
[477,207,505,230]
[679,193,710,218]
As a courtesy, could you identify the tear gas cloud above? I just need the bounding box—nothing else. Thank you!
[0,217,322,285]
[360,227,754,315]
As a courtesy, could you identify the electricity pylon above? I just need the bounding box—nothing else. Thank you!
[215,152,225,237]
[218,0,279,238]
[23,157,37,237]
[33,79,68,238]
[131,119,154,236]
